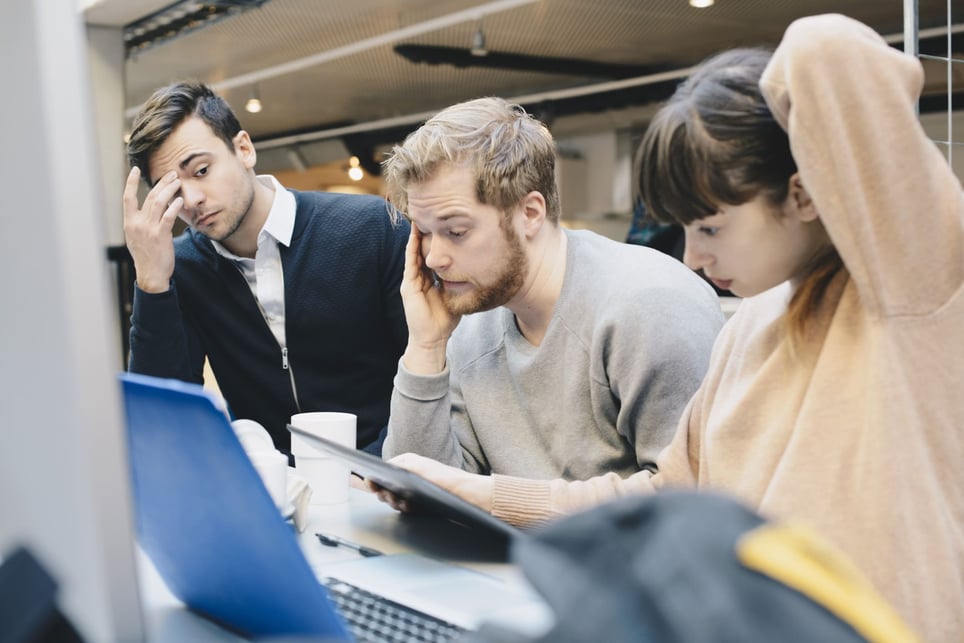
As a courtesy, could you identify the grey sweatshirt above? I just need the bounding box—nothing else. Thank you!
[383,229,724,482]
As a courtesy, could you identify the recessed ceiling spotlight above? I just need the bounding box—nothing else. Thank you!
[347,156,364,181]
[245,86,262,114]
[689,0,714,8]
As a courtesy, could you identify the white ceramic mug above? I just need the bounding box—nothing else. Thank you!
[290,412,356,505]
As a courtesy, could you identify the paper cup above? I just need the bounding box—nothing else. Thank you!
[290,412,356,505]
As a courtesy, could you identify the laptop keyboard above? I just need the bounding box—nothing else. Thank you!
[322,578,466,642]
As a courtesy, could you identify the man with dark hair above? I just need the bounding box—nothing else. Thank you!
[123,81,408,454]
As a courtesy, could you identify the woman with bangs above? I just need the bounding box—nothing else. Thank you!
[382,14,963,639]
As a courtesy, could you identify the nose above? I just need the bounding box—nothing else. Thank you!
[421,235,450,271]
[179,181,205,211]
[682,228,712,272]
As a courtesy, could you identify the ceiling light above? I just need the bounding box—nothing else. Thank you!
[245,86,262,113]
[470,22,488,57]
[123,1,271,58]
[347,156,364,181]
[689,0,715,7]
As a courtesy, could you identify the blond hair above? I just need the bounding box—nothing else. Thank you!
[382,97,560,224]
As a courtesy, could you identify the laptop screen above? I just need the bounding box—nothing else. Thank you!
[120,373,350,639]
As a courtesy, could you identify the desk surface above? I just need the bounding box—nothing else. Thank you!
[139,488,532,642]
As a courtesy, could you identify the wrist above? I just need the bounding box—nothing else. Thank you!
[402,340,448,375]
[457,473,493,513]
[136,276,171,294]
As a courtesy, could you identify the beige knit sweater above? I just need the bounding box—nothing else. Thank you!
[492,14,964,641]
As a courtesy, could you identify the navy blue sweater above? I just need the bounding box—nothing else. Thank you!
[129,190,409,452]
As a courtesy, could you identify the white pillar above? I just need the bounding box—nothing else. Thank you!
[86,24,127,246]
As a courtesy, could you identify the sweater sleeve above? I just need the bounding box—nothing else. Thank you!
[490,391,705,529]
[382,358,488,472]
[128,281,205,383]
[760,14,964,317]
[491,470,658,528]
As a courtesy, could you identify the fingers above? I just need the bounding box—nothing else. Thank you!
[122,168,181,293]
[122,167,142,221]
[402,224,424,286]
[372,487,409,513]
[406,225,441,291]
[148,173,183,225]
[126,169,182,225]
[350,475,369,492]
[161,196,184,228]
[366,474,411,512]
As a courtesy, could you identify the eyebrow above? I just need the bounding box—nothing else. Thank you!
[179,152,206,172]
[436,213,471,222]
[409,212,471,229]
[149,152,208,188]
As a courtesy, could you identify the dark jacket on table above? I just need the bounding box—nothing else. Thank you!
[128,190,409,452]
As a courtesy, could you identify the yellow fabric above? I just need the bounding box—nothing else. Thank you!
[737,523,919,643]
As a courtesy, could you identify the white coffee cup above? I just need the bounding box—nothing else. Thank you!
[290,412,356,505]
[248,449,288,511]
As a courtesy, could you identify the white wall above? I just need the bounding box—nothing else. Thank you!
[556,129,637,241]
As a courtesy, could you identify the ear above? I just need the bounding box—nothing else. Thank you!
[232,130,258,170]
[787,173,819,223]
[519,190,548,238]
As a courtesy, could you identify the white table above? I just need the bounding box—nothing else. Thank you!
[138,488,533,641]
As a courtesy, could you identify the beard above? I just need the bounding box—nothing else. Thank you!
[192,179,256,244]
[439,222,528,315]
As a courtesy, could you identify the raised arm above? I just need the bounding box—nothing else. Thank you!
[124,166,206,382]
[382,225,487,470]
[761,13,964,316]
[128,282,205,383]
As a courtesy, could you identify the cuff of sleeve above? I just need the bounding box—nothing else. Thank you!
[491,475,555,529]
[132,280,181,328]
[393,356,451,402]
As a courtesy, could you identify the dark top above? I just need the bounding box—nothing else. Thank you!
[129,189,409,452]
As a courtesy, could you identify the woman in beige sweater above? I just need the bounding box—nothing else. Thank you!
[380,14,963,639]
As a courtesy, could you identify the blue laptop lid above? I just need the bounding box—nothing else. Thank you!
[119,372,350,640]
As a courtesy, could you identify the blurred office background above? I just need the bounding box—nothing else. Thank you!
[0,3,957,641]
[81,0,961,359]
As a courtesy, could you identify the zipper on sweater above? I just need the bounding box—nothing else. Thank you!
[282,346,302,411]
[225,261,302,412]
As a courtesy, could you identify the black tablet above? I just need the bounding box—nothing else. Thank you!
[287,424,523,542]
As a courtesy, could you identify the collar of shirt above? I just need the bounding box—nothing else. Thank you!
[209,175,294,349]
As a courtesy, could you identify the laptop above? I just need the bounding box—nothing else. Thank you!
[287,425,521,542]
[119,373,552,640]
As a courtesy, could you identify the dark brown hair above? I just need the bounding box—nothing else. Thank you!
[127,81,241,185]
[635,48,843,346]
